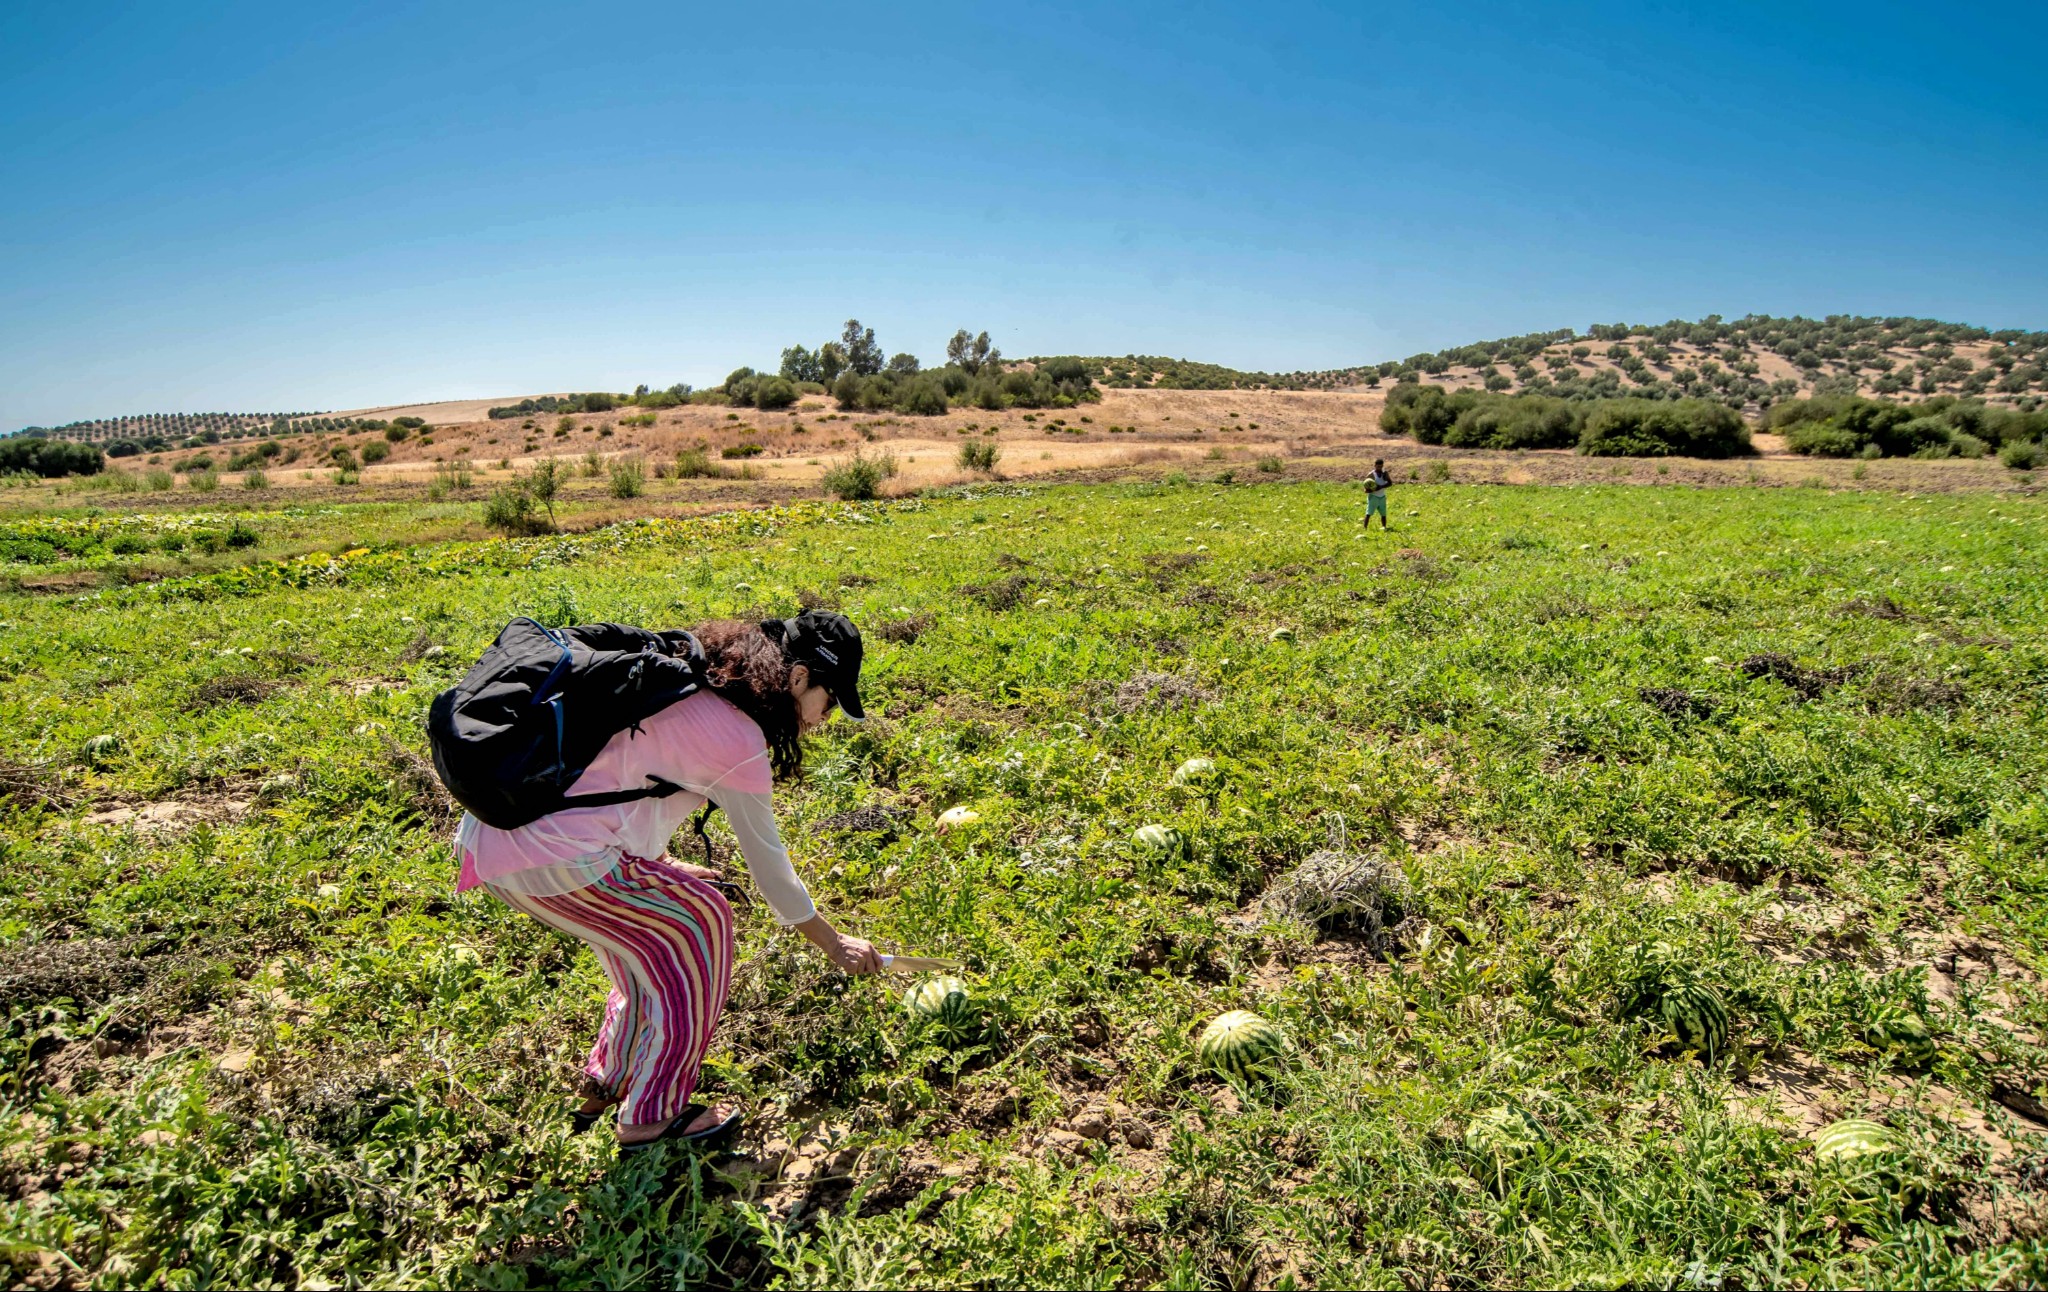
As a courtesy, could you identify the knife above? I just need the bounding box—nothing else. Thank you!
[879,953,964,973]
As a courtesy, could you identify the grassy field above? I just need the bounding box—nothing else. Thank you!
[3,478,2047,1288]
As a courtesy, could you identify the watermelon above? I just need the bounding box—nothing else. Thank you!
[1171,757,1217,787]
[1196,1009,1286,1079]
[903,976,974,1036]
[1464,1105,1546,1162]
[1133,824,1188,859]
[1869,1010,1938,1068]
[1661,982,1730,1059]
[1814,1118,1901,1165]
[1267,626,1295,642]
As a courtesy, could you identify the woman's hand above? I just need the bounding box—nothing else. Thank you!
[795,914,882,974]
[827,932,883,975]
[659,854,723,883]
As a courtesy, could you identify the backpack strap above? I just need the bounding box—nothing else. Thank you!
[690,801,722,868]
[554,775,685,812]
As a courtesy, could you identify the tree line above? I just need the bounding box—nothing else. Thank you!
[1380,385,1754,458]
[733,321,1097,415]
[1770,394,2048,465]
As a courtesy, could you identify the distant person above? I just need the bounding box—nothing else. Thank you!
[443,611,881,1153]
[1364,458,1393,530]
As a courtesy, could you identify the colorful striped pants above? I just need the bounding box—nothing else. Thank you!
[491,854,734,1125]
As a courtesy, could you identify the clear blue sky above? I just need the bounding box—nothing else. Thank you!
[3,0,2042,430]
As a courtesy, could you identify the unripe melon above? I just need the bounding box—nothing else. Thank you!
[1871,1011,1937,1068]
[1661,982,1729,1059]
[1171,757,1217,787]
[1133,823,1187,859]
[1815,1118,1900,1165]
[1196,1009,1285,1079]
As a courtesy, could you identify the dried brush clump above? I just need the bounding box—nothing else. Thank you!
[961,573,1032,611]
[186,675,282,710]
[380,734,457,826]
[873,612,934,644]
[1639,686,1718,720]
[1738,653,1861,700]
[1262,818,1415,950]
[0,758,72,811]
[1110,671,1218,715]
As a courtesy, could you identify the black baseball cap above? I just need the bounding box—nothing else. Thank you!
[763,610,866,720]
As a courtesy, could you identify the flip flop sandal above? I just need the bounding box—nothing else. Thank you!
[617,1104,744,1154]
[569,1087,622,1134]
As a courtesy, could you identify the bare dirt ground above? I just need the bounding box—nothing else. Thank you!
[24,385,2033,520]
[236,384,2032,495]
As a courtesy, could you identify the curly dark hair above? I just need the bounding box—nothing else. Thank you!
[692,620,804,779]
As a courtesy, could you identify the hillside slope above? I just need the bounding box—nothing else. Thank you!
[1088,314,2048,413]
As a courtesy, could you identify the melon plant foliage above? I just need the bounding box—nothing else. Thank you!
[1,478,2043,1287]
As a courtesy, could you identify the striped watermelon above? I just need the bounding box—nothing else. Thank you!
[1133,824,1188,860]
[1465,1105,1546,1162]
[1870,1011,1938,1068]
[1815,1118,1901,1165]
[904,976,974,1038]
[1661,983,1730,1059]
[1196,1010,1286,1079]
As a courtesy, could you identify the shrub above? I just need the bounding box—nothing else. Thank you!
[243,468,268,490]
[144,469,174,491]
[1256,456,1284,473]
[672,447,720,478]
[359,440,391,464]
[1380,383,1459,444]
[1783,423,1865,457]
[0,437,104,478]
[820,449,897,500]
[833,372,864,411]
[958,439,1001,474]
[481,484,549,535]
[753,376,799,410]
[899,376,949,416]
[721,443,763,459]
[329,447,360,472]
[187,469,221,492]
[608,458,646,499]
[1578,399,1752,458]
[1444,395,1580,450]
[384,425,411,443]
[2001,440,2045,470]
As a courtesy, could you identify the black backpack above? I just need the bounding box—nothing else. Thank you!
[427,618,708,830]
